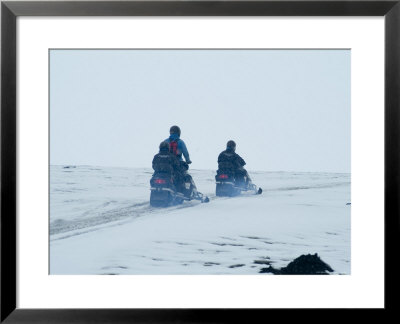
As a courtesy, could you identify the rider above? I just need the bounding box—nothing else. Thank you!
[217,140,251,188]
[164,125,192,166]
[164,126,196,197]
[152,141,182,188]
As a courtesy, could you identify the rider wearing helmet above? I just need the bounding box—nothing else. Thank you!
[163,126,197,197]
[152,141,182,186]
[164,126,192,165]
[217,140,251,188]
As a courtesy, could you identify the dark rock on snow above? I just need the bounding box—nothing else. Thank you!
[259,253,334,275]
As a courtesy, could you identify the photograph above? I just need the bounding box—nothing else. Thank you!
[49,49,351,275]
[2,0,399,320]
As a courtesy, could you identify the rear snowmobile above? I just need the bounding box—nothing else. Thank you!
[149,172,177,207]
[150,171,209,207]
[150,138,209,207]
[215,170,262,197]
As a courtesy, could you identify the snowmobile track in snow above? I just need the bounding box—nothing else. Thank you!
[52,189,263,240]
[50,198,209,239]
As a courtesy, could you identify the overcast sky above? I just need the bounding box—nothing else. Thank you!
[50,49,350,173]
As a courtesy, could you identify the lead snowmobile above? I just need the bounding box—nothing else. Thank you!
[215,170,262,197]
[215,140,262,197]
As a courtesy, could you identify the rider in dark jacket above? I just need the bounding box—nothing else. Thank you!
[152,141,182,188]
[217,140,251,187]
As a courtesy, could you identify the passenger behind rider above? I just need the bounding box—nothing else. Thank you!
[152,141,182,190]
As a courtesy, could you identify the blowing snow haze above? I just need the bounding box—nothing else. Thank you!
[50,49,350,173]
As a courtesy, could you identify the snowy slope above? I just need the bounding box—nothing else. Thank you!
[50,166,351,275]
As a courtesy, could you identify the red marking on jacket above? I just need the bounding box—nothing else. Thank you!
[169,141,179,156]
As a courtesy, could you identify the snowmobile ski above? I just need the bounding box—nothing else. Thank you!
[191,190,210,203]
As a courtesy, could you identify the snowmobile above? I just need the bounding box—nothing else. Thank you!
[215,169,262,197]
[150,169,209,207]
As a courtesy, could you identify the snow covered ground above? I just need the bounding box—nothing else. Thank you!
[50,165,351,275]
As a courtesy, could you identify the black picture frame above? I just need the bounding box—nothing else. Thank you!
[1,0,399,322]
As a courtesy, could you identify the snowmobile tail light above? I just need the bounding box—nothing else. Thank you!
[154,179,167,184]
[218,174,228,179]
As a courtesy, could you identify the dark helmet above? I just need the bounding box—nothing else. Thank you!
[169,125,181,136]
[159,141,169,151]
[226,140,236,152]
